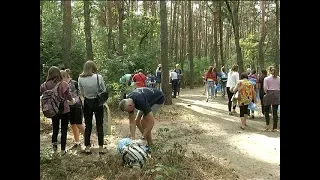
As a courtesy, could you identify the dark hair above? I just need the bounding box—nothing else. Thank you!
[251,70,256,74]
[213,67,217,73]
[221,67,225,72]
[240,72,248,80]
[261,69,267,76]
[46,66,62,82]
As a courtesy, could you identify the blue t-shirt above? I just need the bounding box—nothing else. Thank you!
[127,87,165,116]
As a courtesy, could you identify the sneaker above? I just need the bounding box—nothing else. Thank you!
[71,143,81,150]
[61,150,68,156]
[232,110,237,114]
[53,143,58,153]
[250,115,255,119]
[228,112,233,115]
[84,146,92,154]
[206,98,208,102]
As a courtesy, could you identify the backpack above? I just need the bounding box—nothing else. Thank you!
[220,72,227,82]
[121,142,148,168]
[41,82,64,118]
[248,77,257,86]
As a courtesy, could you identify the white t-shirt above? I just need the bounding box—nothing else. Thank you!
[170,71,178,80]
[226,71,239,88]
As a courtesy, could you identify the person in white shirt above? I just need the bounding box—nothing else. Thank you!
[226,65,239,115]
[170,70,178,98]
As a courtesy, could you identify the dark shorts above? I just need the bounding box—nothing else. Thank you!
[69,106,83,125]
[136,104,163,119]
[239,104,249,117]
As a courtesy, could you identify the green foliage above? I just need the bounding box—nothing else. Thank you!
[240,34,259,67]
[182,57,211,85]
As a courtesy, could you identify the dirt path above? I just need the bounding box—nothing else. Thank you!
[40,87,280,180]
[171,88,280,180]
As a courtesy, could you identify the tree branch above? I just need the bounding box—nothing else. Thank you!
[139,31,150,49]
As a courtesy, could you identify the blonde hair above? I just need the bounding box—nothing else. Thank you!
[269,66,278,78]
[80,60,98,77]
[60,70,70,79]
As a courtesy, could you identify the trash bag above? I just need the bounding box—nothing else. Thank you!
[118,138,132,154]
[248,102,259,111]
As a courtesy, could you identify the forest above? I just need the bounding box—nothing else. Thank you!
[40,0,279,104]
[40,1,280,179]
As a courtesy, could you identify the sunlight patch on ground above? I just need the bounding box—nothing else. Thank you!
[176,102,238,124]
[179,97,228,112]
[227,133,280,165]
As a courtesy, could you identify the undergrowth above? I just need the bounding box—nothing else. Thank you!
[40,127,238,180]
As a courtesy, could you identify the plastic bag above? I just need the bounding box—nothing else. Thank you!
[118,138,132,154]
[248,102,259,111]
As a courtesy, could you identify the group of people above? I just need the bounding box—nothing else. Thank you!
[41,60,168,155]
[203,64,280,131]
[41,61,107,155]
[40,59,279,157]
[120,63,183,99]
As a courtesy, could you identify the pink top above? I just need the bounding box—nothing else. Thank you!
[263,75,280,91]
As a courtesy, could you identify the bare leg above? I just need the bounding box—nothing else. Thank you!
[240,117,246,129]
[71,124,80,143]
[142,116,155,145]
[135,116,144,135]
[77,124,85,135]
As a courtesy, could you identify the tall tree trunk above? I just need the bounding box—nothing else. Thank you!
[188,1,194,89]
[151,1,156,17]
[210,19,214,65]
[169,2,177,62]
[143,1,148,16]
[225,0,244,72]
[84,1,94,61]
[180,0,186,88]
[160,0,172,105]
[98,1,107,26]
[174,3,180,63]
[107,1,113,58]
[275,0,280,71]
[258,0,266,71]
[117,1,124,56]
[62,0,72,69]
[204,4,208,57]
[213,9,219,70]
[218,1,225,67]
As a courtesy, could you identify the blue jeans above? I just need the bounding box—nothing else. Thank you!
[207,81,216,98]
[220,82,227,96]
